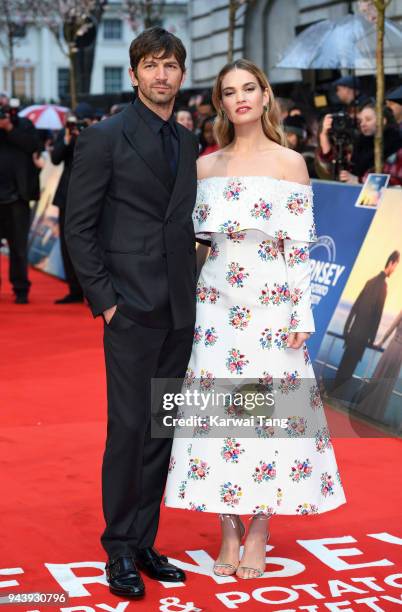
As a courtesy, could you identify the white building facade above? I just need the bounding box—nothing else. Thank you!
[0,0,191,103]
[189,0,402,86]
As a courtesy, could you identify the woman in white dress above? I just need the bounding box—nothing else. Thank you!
[164,60,346,579]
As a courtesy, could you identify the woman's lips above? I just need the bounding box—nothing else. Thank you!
[236,106,251,114]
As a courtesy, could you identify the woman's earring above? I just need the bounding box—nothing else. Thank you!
[263,104,269,113]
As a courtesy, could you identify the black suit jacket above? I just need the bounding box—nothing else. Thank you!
[65,102,199,329]
[344,271,387,347]
[51,129,75,209]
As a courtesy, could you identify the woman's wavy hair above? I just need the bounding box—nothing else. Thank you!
[212,59,286,148]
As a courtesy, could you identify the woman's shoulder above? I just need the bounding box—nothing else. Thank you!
[196,150,225,180]
[275,147,311,185]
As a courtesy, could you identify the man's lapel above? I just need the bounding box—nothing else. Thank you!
[122,103,173,194]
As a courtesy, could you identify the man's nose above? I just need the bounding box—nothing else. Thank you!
[155,65,168,80]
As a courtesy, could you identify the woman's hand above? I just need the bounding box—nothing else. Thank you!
[287,332,311,349]
[339,170,359,184]
[321,114,333,134]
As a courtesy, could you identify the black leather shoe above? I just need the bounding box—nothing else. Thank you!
[135,547,186,582]
[105,556,145,598]
[15,293,29,304]
[54,294,84,304]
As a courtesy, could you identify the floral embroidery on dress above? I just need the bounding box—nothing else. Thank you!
[315,427,332,453]
[183,367,195,388]
[276,488,283,506]
[223,179,245,201]
[228,305,251,331]
[220,482,243,507]
[290,458,313,482]
[291,288,303,306]
[168,456,176,473]
[303,344,311,365]
[286,416,307,437]
[286,192,310,215]
[194,417,212,437]
[196,283,221,304]
[259,282,290,306]
[296,503,318,515]
[252,460,277,483]
[258,371,273,393]
[221,438,245,463]
[310,385,323,411]
[224,400,247,418]
[219,219,241,234]
[193,325,202,344]
[274,327,290,350]
[279,370,301,394]
[209,240,220,260]
[259,328,273,350]
[226,348,249,374]
[189,502,207,511]
[287,245,309,267]
[274,229,289,240]
[252,504,275,516]
[289,310,300,330]
[226,262,249,288]
[204,327,218,346]
[227,231,247,243]
[178,480,187,499]
[250,198,272,220]
[255,423,275,438]
[200,369,215,390]
[320,472,335,496]
[188,457,210,480]
[258,240,280,261]
[194,202,211,223]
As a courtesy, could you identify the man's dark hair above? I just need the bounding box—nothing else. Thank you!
[129,26,186,75]
[385,250,400,268]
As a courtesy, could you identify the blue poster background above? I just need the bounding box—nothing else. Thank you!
[307,180,376,360]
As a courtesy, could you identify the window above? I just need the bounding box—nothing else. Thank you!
[3,66,34,98]
[58,68,70,99]
[104,66,123,93]
[103,19,122,40]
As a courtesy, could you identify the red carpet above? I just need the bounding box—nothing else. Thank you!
[1,265,401,612]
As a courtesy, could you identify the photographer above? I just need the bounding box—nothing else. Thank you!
[52,103,94,304]
[315,102,402,186]
[0,96,40,304]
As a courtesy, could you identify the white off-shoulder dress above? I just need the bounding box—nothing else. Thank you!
[164,176,346,516]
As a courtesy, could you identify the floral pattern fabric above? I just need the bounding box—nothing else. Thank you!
[164,176,346,516]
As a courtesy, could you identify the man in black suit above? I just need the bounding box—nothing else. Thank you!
[52,103,95,304]
[333,250,400,392]
[66,27,198,598]
[0,98,40,303]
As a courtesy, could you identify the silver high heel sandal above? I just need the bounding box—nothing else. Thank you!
[213,514,246,576]
[236,514,270,579]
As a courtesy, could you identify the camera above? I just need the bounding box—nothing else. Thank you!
[330,111,355,139]
[66,117,88,134]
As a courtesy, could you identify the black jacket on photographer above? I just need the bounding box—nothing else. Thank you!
[51,128,75,209]
[0,116,40,205]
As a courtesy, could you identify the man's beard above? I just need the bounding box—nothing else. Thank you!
[140,84,176,108]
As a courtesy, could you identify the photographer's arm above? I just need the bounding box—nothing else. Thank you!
[51,129,73,165]
[65,127,117,318]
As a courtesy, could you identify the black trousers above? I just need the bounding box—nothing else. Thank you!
[58,206,83,297]
[101,307,193,558]
[0,200,31,295]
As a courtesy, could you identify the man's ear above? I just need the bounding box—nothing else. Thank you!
[128,67,138,87]
[180,68,187,88]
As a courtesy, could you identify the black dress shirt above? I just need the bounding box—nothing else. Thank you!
[134,97,179,178]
